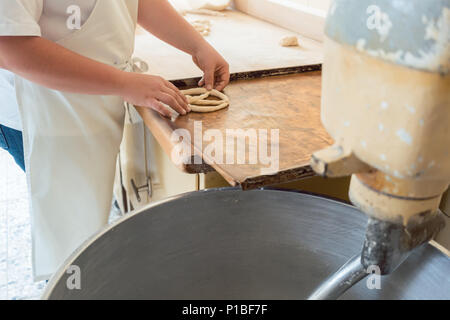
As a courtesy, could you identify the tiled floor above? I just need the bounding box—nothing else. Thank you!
[0,149,46,300]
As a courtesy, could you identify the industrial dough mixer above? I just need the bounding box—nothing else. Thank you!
[309,0,450,298]
[43,189,449,299]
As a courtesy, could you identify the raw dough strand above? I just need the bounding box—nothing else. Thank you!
[190,102,229,113]
[191,99,224,106]
[187,92,210,104]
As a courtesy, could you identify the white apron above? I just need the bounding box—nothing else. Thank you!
[115,107,154,213]
[15,0,140,281]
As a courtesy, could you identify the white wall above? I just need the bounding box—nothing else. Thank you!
[285,0,331,12]
[234,0,327,41]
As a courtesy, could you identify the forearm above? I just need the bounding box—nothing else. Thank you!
[138,0,210,56]
[0,36,125,96]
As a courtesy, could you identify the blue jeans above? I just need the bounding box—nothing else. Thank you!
[0,124,25,171]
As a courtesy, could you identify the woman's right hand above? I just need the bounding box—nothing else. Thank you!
[119,72,190,117]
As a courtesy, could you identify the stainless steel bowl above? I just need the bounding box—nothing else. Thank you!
[44,188,450,299]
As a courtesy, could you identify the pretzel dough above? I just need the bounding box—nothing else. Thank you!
[191,20,211,36]
[182,88,229,113]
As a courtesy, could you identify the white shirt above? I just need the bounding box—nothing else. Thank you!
[0,0,97,130]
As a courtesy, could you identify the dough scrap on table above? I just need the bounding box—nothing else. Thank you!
[179,0,230,16]
[280,36,299,47]
[182,88,230,113]
[191,20,212,36]
[197,0,231,11]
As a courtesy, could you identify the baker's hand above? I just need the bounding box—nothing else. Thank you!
[120,72,190,117]
[192,44,230,91]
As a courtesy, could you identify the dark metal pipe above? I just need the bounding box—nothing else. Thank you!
[308,255,368,300]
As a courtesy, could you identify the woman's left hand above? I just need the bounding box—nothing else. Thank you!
[192,43,230,91]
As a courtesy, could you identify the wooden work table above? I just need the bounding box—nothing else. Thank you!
[137,70,333,189]
[134,9,332,190]
[134,10,323,81]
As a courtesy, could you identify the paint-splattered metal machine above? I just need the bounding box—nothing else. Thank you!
[312,0,449,277]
